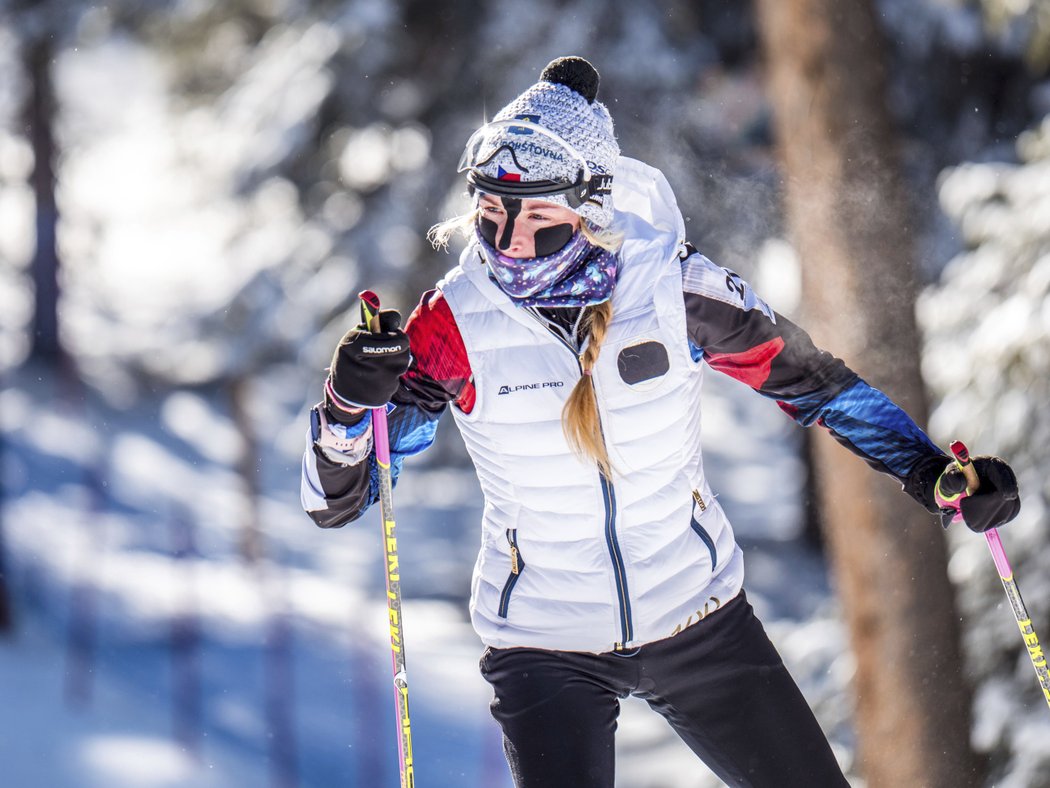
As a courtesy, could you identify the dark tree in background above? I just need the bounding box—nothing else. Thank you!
[4,0,99,635]
[23,31,60,361]
[755,1,979,785]
[0,9,64,636]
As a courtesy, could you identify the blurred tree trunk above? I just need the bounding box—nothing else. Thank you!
[13,24,79,635]
[24,35,62,361]
[755,1,982,786]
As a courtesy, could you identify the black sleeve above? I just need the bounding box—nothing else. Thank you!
[682,249,947,492]
[305,443,374,528]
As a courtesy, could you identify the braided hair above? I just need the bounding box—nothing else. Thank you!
[561,299,614,476]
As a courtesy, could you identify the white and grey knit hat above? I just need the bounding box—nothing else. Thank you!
[460,57,619,228]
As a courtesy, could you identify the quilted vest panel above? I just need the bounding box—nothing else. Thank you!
[441,158,744,652]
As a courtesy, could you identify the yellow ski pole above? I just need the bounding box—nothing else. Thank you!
[360,289,415,786]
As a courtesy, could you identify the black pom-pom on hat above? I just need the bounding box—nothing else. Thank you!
[540,56,600,104]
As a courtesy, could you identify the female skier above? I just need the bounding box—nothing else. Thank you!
[301,57,1020,787]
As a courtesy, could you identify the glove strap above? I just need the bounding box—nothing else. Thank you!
[311,405,373,466]
[933,472,966,525]
[934,474,965,507]
[325,377,370,416]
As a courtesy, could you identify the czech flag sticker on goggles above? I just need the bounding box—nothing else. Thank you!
[457,118,613,209]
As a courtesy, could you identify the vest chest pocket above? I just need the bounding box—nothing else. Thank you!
[498,529,525,619]
[689,489,717,569]
[597,332,678,432]
[615,339,670,392]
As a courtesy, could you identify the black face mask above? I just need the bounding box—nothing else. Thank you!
[497,197,521,250]
[477,197,577,256]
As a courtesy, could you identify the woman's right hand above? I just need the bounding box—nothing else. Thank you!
[327,309,411,415]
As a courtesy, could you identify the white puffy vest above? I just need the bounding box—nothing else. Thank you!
[440,157,744,653]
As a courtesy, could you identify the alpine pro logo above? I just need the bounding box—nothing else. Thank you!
[497,380,565,395]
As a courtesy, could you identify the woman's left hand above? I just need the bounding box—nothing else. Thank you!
[934,456,1020,532]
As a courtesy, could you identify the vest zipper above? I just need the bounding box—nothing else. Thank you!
[525,309,634,651]
[601,469,632,650]
[498,528,524,619]
[690,514,717,569]
[692,489,707,511]
[691,489,716,567]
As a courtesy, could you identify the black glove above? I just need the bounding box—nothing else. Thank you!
[933,455,1020,532]
[327,309,411,413]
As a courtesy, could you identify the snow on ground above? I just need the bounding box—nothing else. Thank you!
[0,358,852,788]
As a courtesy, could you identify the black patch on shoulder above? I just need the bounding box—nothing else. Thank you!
[617,341,670,385]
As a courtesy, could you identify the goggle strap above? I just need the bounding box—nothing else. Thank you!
[466,171,613,210]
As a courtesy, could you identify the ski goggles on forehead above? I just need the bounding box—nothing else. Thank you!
[457,118,613,209]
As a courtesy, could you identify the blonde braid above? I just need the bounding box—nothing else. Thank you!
[562,300,614,476]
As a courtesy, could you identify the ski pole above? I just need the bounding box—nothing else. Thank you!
[950,440,1050,711]
[360,289,415,787]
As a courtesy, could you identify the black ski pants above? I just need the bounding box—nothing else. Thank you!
[480,591,849,788]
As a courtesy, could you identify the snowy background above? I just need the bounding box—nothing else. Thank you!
[2,1,1050,786]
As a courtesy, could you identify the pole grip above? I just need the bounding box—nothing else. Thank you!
[949,440,980,496]
[359,289,382,334]
[358,289,390,463]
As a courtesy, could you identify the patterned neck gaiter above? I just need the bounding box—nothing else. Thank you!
[475,226,618,308]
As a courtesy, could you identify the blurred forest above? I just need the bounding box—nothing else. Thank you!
[2,0,1049,378]
[2,0,1050,786]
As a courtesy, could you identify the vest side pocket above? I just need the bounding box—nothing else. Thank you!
[497,528,524,619]
[689,490,717,569]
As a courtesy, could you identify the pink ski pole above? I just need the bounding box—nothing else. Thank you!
[360,289,415,787]
[950,440,1050,711]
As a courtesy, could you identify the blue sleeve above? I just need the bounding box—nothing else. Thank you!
[807,380,945,481]
[358,401,440,513]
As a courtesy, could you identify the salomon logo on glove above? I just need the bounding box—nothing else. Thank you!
[327,309,412,413]
[362,345,406,354]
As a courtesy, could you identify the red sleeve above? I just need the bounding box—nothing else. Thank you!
[404,289,476,413]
